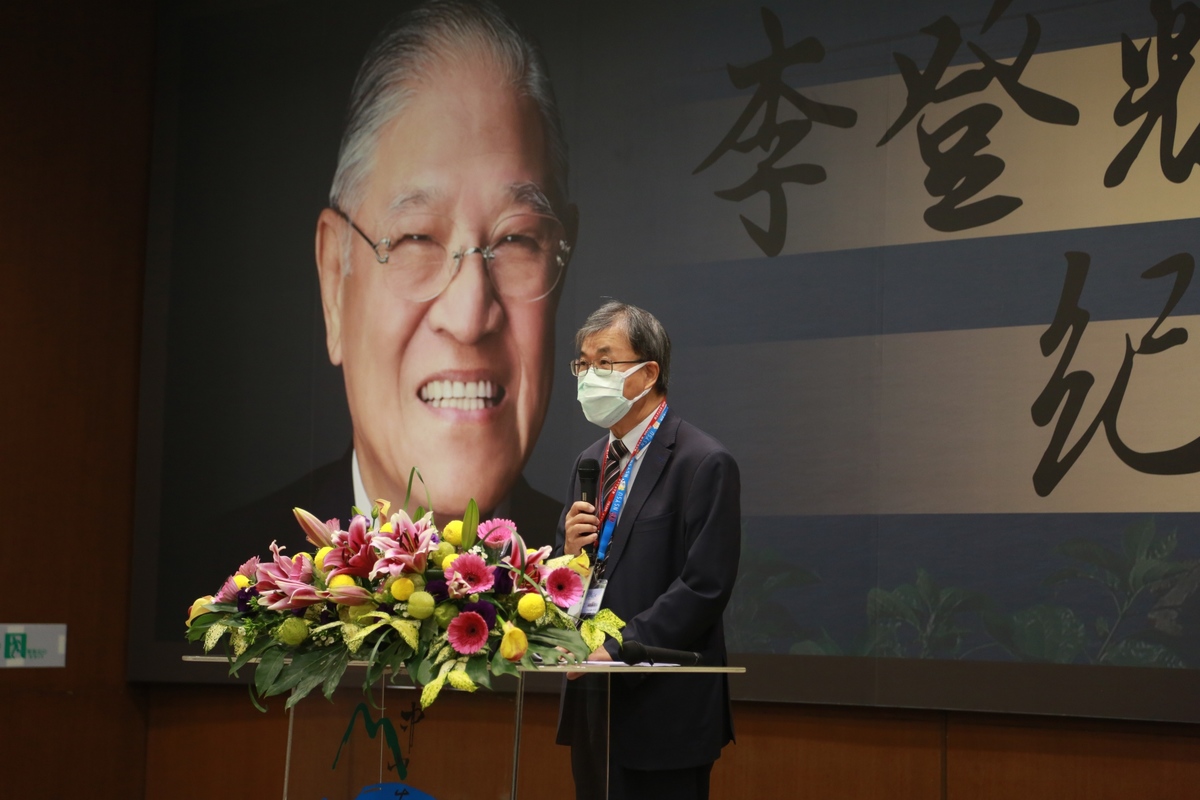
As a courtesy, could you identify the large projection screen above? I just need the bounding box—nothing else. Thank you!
[129,0,1200,722]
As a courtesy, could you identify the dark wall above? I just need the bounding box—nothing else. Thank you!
[3,1,1200,797]
[0,1,154,796]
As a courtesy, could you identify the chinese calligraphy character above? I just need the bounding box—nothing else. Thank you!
[1032,251,1200,496]
[1105,0,1200,186]
[694,7,857,256]
[880,0,1079,232]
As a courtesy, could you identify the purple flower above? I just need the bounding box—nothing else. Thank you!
[235,586,259,613]
[492,567,514,595]
[425,578,449,603]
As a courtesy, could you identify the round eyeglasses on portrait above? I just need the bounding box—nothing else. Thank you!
[332,207,571,303]
[568,359,644,377]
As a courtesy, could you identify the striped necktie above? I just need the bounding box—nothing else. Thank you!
[602,438,628,514]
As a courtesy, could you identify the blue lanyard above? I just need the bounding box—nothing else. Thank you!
[596,403,668,563]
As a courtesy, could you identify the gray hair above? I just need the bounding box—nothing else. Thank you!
[576,301,671,394]
[329,0,569,215]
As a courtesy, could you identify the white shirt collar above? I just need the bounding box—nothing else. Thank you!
[611,404,658,455]
[351,450,370,514]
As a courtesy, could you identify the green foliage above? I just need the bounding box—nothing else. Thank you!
[984,605,1085,663]
[740,516,1197,668]
[865,569,989,659]
[1044,517,1194,665]
[461,499,480,551]
[724,530,820,654]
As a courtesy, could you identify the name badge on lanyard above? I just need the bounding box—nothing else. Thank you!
[574,403,669,622]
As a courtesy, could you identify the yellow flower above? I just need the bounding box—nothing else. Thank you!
[186,595,214,628]
[314,546,334,571]
[232,574,251,590]
[442,519,463,546]
[500,623,528,662]
[517,593,546,622]
[390,577,416,601]
[441,553,459,572]
[375,498,391,519]
[406,591,435,620]
[569,550,591,577]
[380,522,393,533]
[329,573,357,589]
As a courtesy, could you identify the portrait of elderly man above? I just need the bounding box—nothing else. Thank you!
[203,0,575,595]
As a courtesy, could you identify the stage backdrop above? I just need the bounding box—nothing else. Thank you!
[130,0,1200,722]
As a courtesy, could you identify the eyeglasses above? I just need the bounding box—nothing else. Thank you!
[332,208,571,302]
[569,359,643,377]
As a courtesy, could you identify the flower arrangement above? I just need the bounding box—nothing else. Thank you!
[185,494,623,709]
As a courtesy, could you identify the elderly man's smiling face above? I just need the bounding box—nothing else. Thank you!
[316,54,572,519]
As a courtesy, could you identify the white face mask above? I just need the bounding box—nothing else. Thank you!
[576,361,651,429]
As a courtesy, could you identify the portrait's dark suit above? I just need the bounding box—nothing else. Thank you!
[554,412,741,783]
[190,448,562,617]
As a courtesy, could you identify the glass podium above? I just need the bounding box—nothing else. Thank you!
[185,656,744,800]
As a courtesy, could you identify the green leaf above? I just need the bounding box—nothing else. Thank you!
[1008,605,1085,664]
[490,652,520,678]
[413,656,435,685]
[788,629,841,656]
[402,466,432,518]
[867,587,920,628]
[269,649,329,695]
[465,654,492,690]
[1058,539,1129,587]
[1130,559,1190,593]
[915,569,940,611]
[320,648,352,701]
[1101,639,1184,668]
[229,636,275,675]
[462,499,480,551]
[528,626,590,658]
[255,645,287,696]
[185,613,222,642]
[1147,527,1178,561]
[1122,517,1156,563]
[1042,567,1096,587]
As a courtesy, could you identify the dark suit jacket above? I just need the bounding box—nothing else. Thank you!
[554,412,741,770]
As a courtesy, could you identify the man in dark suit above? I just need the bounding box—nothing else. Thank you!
[555,301,741,800]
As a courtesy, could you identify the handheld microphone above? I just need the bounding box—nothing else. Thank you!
[578,458,600,506]
[618,640,703,667]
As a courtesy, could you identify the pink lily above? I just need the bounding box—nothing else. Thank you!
[371,510,438,579]
[293,507,337,549]
[256,542,324,610]
[324,515,376,579]
[503,533,552,591]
